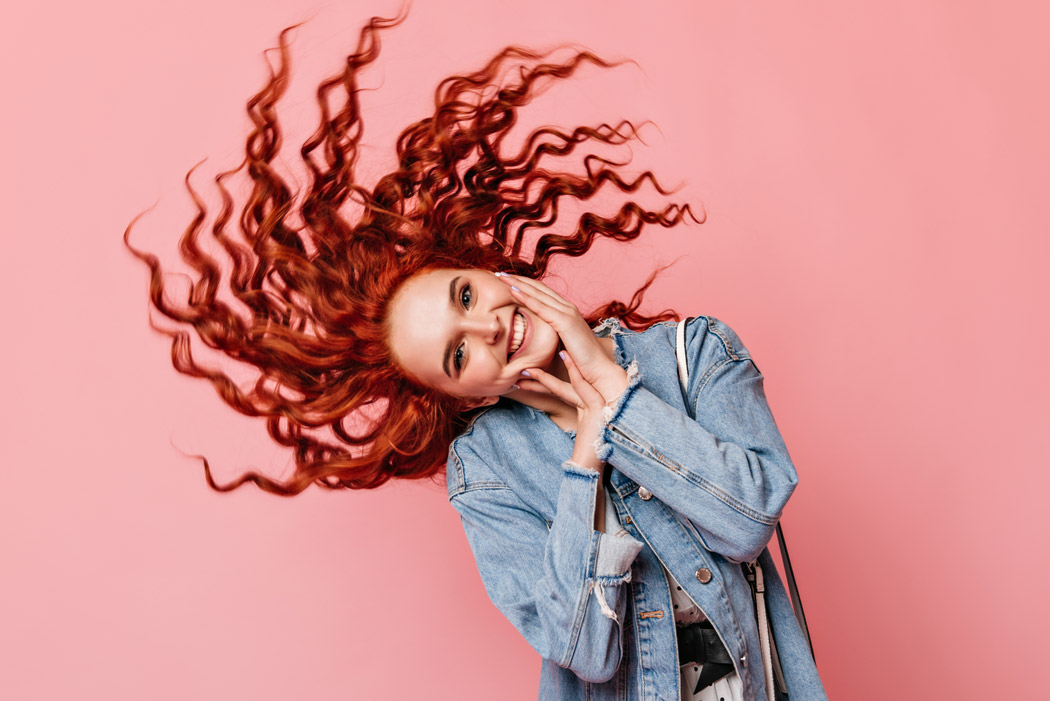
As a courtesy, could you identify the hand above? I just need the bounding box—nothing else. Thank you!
[495,272,629,401]
[527,349,610,472]
[495,272,630,471]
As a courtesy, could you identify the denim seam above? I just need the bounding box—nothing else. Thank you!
[676,510,721,559]
[693,357,731,403]
[447,405,499,496]
[447,450,466,498]
[560,530,602,668]
[605,421,780,526]
[608,495,681,701]
[453,481,510,494]
[706,318,745,360]
[610,482,641,500]
[669,511,712,563]
[691,357,759,421]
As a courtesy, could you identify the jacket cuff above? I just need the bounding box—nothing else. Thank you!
[593,359,642,463]
[560,460,643,579]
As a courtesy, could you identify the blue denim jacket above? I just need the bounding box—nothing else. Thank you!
[447,316,828,700]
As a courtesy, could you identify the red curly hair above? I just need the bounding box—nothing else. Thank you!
[125,9,702,496]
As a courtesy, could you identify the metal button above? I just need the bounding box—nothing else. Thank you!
[695,567,712,584]
[638,487,653,501]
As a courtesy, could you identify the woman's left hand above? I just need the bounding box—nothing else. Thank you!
[495,272,629,402]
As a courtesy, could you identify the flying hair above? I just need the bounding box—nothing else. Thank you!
[124,8,704,496]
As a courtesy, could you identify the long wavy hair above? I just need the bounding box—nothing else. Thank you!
[125,10,702,496]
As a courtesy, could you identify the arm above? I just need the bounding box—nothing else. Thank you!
[594,318,799,563]
[449,456,642,683]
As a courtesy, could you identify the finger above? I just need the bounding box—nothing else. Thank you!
[496,275,607,375]
[497,272,570,303]
[504,281,570,330]
[495,272,574,311]
[513,378,553,395]
[513,275,574,308]
[508,284,611,383]
[561,351,605,408]
[520,367,584,408]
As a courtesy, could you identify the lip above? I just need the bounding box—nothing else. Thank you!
[507,308,529,362]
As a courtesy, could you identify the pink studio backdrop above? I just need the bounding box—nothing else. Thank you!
[2,1,1047,699]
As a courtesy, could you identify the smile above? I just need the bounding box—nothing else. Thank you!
[508,309,527,359]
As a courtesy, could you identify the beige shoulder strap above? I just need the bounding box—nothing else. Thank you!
[675,316,691,389]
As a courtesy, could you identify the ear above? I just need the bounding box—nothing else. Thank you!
[461,395,499,410]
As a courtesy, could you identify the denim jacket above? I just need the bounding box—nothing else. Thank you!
[447,316,828,700]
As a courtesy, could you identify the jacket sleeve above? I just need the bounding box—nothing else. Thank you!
[449,458,643,683]
[594,317,799,563]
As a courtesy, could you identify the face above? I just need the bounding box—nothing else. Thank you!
[385,268,560,404]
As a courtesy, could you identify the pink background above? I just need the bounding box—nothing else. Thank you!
[2,1,1047,699]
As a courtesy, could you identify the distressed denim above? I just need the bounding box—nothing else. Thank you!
[447,317,828,701]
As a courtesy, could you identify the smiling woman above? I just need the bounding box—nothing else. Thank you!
[385,268,564,403]
[125,8,825,701]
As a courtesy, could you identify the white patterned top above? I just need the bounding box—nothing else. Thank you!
[604,490,744,701]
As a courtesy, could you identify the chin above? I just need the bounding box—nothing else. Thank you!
[531,349,559,373]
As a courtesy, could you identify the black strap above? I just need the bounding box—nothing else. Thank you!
[775,521,815,663]
[677,622,733,666]
[677,621,735,694]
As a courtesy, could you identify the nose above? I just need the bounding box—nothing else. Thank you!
[462,314,501,345]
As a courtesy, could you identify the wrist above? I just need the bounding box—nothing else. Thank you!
[592,363,630,403]
[570,449,604,473]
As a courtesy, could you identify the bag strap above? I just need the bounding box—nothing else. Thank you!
[675,317,816,663]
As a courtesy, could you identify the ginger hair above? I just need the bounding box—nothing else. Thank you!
[125,9,701,495]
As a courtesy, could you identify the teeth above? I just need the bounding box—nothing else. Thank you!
[509,311,525,355]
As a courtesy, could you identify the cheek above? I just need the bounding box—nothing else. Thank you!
[525,321,561,369]
[466,353,506,387]
[534,318,560,349]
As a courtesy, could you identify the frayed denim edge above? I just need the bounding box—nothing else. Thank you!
[592,359,641,460]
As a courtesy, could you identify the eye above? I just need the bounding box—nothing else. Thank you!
[453,342,466,372]
[459,283,473,309]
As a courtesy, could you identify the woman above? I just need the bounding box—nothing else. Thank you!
[126,11,827,701]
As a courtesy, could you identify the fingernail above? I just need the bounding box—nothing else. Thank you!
[511,285,521,292]
[520,370,530,377]
[512,383,520,390]
[559,350,567,360]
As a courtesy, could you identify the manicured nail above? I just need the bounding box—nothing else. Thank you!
[559,350,567,360]
[511,285,521,292]
[520,370,530,377]
[494,271,503,277]
[512,384,520,390]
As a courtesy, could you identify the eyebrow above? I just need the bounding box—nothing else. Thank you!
[441,275,461,379]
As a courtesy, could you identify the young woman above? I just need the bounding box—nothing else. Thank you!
[127,11,827,701]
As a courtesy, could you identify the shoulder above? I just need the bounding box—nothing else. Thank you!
[606,315,752,380]
[445,401,534,499]
[674,316,757,401]
[600,315,749,359]
[680,315,752,363]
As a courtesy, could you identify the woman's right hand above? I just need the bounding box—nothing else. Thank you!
[522,349,609,473]
[496,273,629,402]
